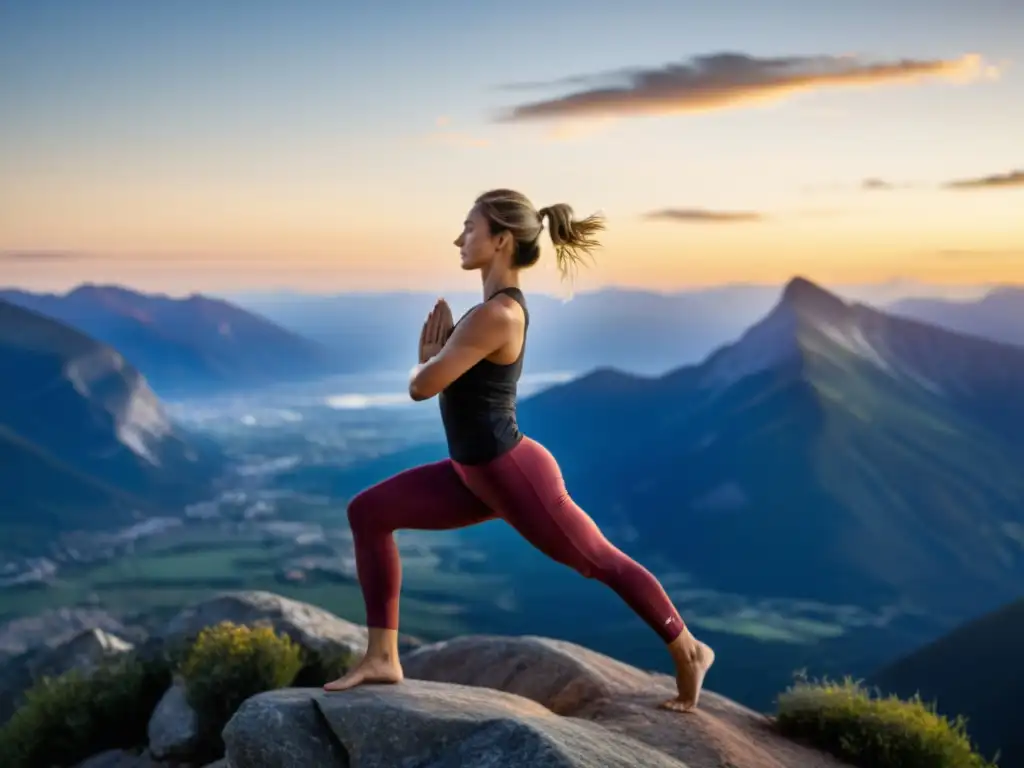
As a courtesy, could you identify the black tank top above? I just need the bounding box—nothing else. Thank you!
[438,287,529,465]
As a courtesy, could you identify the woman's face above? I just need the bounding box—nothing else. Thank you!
[454,205,504,271]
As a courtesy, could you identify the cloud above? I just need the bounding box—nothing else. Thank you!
[494,52,997,123]
[861,177,924,191]
[862,178,894,190]
[644,208,765,223]
[0,250,83,261]
[934,248,1024,259]
[943,169,1024,190]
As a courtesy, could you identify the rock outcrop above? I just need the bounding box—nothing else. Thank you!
[225,681,688,768]
[223,634,851,768]
[151,590,421,660]
[156,590,367,654]
[5,594,851,767]
[146,681,200,761]
[0,607,138,662]
[399,634,850,767]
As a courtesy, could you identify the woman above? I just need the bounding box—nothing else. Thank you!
[323,189,714,712]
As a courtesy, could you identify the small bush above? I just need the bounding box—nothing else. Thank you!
[0,652,172,768]
[775,676,998,768]
[180,621,303,759]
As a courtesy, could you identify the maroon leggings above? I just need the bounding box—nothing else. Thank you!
[346,436,685,644]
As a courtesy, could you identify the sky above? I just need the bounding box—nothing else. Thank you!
[1,0,1022,296]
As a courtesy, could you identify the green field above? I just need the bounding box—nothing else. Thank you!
[0,522,511,641]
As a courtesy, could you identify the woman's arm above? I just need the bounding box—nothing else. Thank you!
[409,301,514,401]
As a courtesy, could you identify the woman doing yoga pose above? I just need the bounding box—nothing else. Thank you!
[323,189,714,711]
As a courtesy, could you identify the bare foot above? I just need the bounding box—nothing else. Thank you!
[660,633,715,713]
[322,654,404,692]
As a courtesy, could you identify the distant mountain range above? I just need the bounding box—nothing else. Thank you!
[870,597,1024,767]
[889,287,1024,349]
[230,282,1012,377]
[0,285,340,397]
[236,286,800,375]
[0,299,222,555]
[5,282,1014,394]
[233,284,939,376]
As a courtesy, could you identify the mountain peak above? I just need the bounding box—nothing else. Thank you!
[780,276,849,321]
[67,283,132,298]
[695,277,858,389]
[781,276,832,303]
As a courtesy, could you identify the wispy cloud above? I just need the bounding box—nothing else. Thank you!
[644,208,765,223]
[494,52,998,123]
[0,250,83,262]
[943,169,1024,190]
[934,248,1024,259]
[862,178,894,191]
[861,177,923,191]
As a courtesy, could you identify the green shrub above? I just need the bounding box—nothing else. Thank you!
[0,652,172,768]
[775,676,998,768]
[180,621,303,759]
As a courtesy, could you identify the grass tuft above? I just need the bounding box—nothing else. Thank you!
[775,675,998,768]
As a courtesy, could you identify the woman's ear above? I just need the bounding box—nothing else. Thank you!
[496,230,513,255]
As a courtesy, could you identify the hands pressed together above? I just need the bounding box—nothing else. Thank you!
[419,298,454,364]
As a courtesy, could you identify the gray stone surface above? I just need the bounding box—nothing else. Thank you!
[222,687,349,768]
[223,681,688,768]
[156,590,368,657]
[147,682,200,760]
[397,634,854,768]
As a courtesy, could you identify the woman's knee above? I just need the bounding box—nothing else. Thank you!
[346,487,382,533]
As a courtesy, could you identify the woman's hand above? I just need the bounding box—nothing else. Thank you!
[409,298,515,401]
[438,298,454,339]
[419,298,454,364]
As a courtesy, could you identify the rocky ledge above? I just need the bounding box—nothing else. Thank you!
[224,634,852,768]
[2,592,854,767]
[151,590,420,658]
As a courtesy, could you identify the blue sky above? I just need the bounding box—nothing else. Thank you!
[1,0,1021,294]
